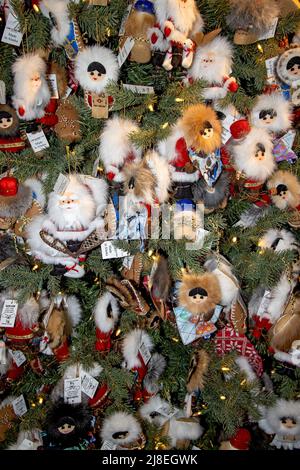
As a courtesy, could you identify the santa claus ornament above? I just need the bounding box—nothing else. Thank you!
[188,34,238,101]
[74,46,119,118]
[226,0,279,45]
[12,53,51,120]
[27,174,108,278]
[0,104,25,153]
[100,412,145,450]
[276,46,300,105]
[147,0,204,70]
[94,292,120,352]
[258,399,300,450]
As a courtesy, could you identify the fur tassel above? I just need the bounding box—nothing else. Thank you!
[178,272,221,319]
[94,292,120,333]
[122,329,153,369]
[186,349,210,393]
[204,254,239,309]
[74,45,119,93]
[144,150,171,203]
[23,177,46,209]
[251,94,292,133]
[81,176,108,216]
[226,0,279,35]
[0,184,32,218]
[192,173,229,209]
[64,295,82,328]
[267,171,300,210]
[235,356,257,382]
[258,228,299,253]
[100,412,142,445]
[143,353,166,394]
[167,414,203,446]
[151,254,171,301]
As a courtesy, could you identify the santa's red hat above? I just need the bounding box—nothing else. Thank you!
[230,120,251,140]
[229,428,251,450]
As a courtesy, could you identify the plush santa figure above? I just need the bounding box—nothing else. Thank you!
[99,116,142,184]
[74,45,119,116]
[219,428,251,450]
[147,0,204,70]
[27,174,108,278]
[94,292,120,352]
[188,35,238,101]
[0,104,26,153]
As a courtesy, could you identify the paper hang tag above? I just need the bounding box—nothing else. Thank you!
[0,80,6,104]
[101,440,118,450]
[12,395,27,417]
[156,403,179,419]
[281,129,296,150]
[80,371,99,399]
[257,18,279,41]
[119,3,134,36]
[0,299,18,327]
[138,339,151,365]
[0,340,7,365]
[101,241,129,259]
[64,377,82,404]
[123,84,155,95]
[122,255,134,270]
[265,56,281,86]
[9,349,26,367]
[91,93,108,119]
[17,439,35,450]
[46,74,59,99]
[26,128,50,153]
[53,173,69,195]
[78,174,99,185]
[257,290,272,317]
[117,36,135,67]
[1,12,24,46]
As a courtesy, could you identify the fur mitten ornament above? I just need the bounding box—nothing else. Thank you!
[100,412,145,450]
[0,104,26,153]
[276,46,300,106]
[94,292,120,352]
[27,174,108,278]
[74,46,119,117]
[188,35,238,101]
[148,0,204,70]
[226,0,279,45]
[258,399,300,449]
[12,53,51,120]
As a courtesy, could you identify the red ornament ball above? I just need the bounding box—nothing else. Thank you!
[0,176,19,197]
[230,119,251,140]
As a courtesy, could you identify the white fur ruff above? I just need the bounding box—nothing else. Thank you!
[100,412,142,445]
[94,292,120,332]
[145,150,171,203]
[250,93,292,133]
[40,0,71,45]
[122,329,153,369]
[0,289,40,328]
[259,400,300,437]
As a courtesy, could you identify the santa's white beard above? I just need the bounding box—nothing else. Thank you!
[48,200,96,230]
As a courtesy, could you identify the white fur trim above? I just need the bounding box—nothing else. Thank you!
[204,264,238,308]
[74,45,119,93]
[64,295,82,327]
[100,412,142,445]
[157,125,184,162]
[23,177,46,209]
[145,150,171,203]
[40,0,71,45]
[82,177,108,216]
[139,396,170,426]
[0,289,39,328]
[202,86,228,101]
[94,292,119,333]
[259,229,298,252]
[168,413,203,447]
[250,94,292,133]
[267,274,292,323]
[235,356,257,382]
[155,0,203,37]
[259,400,300,436]
[122,329,153,369]
[147,26,169,52]
[171,169,199,183]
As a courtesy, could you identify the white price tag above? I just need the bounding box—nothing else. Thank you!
[12,395,27,417]
[257,290,272,317]
[265,56,279,84]
[0,80,6,105]
[122,255,134,270]
[81,371,99,399]
[117,36,135,67]
[123,84,155,95]
[101,240,129,259]
[139,340,151,365]
[157,403,178,419]
[9,349,26,367]
[0,299,18,327]
[118,3,134,36]
[1,12,23,46]
[101,440,118,450]
[64,377,82,404]
[17,439,35,450]
[26,129,49,153]
[46,74,59,99]
[64,87,73,99]
[53,173,69,194]
[258,18,279,41]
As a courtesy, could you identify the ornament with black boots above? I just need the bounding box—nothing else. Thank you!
[0,104,26,153]
[147,0,204,70]
[43,400,95,450]
[74,45,119,117]
[27,174,108,278]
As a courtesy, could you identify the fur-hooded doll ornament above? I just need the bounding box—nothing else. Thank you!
[147,0,204,70]
[98,116,142,184]
[188,34,238,101]
[226,0,279,46]
[100,412,146,450]
[250,93,292,135]
[174,272,222,343]
[39,0,83,60]
[94,291,120,353]
[258,399,300,450]
[267,170,300,212]
[276,46,300,106]
[27,173,108,278]
[0,104,26,153]
[0,175,45,239]
[44,400,94,450]
[12,53,51,121]
[74,45,119,118]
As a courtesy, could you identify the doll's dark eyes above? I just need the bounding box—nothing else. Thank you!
[0,118,12,123]
[281,417,297,425]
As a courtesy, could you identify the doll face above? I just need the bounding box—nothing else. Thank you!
[112,430,129,440]
[59,191,80,211]
[87,61,106,82]
[31,74,41,90]
[200,121,214,140]
[57,419,76,435]
[0,115,13,130]
[188,287,208,305]
[259,109,277,126]
[254,143,265,161]
[287,57,300,78]
[200,53,215,69]
[280,417,298,430]
[276,184,288,201]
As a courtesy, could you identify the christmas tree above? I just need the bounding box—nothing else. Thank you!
[0,0,300,451]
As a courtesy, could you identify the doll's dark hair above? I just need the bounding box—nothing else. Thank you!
[87,61,106,75]
[287,56,300,71]
[259,109,277,120]
[0,111,13,121]
[47,400,92,445]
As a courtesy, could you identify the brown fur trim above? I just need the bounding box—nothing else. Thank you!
[0,104,19,137]
[269,295,300,352]
[186,349,210,393]
[48,62,68,98]
[178,272,221,318]
[151,255,171,301]
[47,306,72,350]
[123,160,156,204]
[180,104,222,153]
[267,170,300,210]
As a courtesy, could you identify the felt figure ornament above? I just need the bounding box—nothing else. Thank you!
[148,0,204,70]
[27,174,108,278]
[250,93,292,134]
[267,170,300,211]
[0,104,25,153]
[74,46,119,118]
[276,46,300,106]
